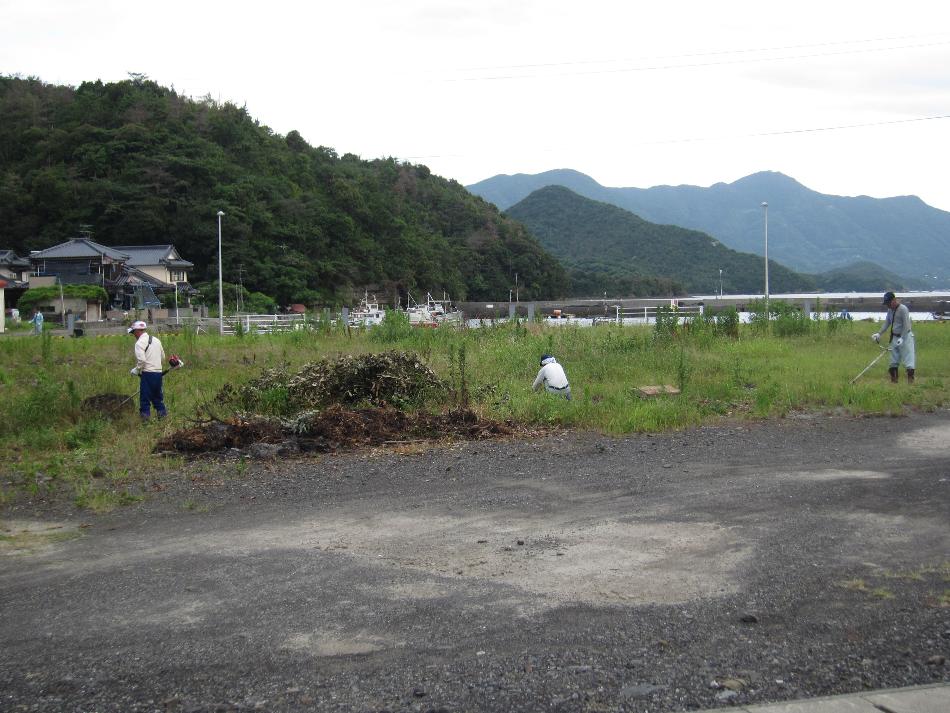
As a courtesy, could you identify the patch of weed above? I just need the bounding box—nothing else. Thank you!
[74,489,144,514]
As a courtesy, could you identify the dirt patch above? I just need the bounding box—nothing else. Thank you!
[155,406,522,456]
[281,630,391,657]
[0,519,81,555]
[80,393,135,418]
[897,422,950,456]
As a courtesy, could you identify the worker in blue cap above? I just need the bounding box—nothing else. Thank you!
[872,291,915,383]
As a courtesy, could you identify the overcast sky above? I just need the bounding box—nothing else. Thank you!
[3,0,950,210]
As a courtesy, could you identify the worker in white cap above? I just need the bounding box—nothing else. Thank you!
[128,320,167,419]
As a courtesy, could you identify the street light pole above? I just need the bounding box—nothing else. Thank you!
[217,210,225,335]
[719,268,723,299]
[761,201,769,307]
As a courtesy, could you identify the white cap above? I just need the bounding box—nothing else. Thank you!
[127,320,147,333]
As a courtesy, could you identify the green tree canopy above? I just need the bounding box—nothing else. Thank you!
[0,75,568,305]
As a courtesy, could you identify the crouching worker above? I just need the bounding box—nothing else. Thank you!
[533,354,571,400]
[128,320,167,419]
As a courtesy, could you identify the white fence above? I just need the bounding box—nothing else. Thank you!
[606,304,705,324]
[221,314,307,335]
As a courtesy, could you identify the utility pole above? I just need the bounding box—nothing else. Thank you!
[236,264,245,314]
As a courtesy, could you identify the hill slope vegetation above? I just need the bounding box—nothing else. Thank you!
[0,76,567,304]
[506,186,815,296]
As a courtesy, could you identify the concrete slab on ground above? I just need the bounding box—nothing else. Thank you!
[706,683,950,713]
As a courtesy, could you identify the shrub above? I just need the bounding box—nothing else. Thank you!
[714,307,740,338]
[653,305,680,343]
[371,308,413,343]
[17,285,109,312]
[771,301,812,337]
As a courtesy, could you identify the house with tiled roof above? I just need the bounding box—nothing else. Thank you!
[29,238,130,285]
[113,245,194,288]
[0,250,31,286]
[27,238,196,316]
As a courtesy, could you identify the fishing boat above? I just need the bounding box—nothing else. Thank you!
[347,292,386,327]
[406,292,463,328]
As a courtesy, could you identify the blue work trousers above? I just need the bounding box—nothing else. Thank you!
[139,371,167,419]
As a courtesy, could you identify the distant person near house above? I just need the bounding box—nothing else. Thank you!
[128,320,168,419]
[872,291,915,383]
[30,307,43,335]
[533,354,572,400]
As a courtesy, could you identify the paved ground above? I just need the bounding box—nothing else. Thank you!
[697,682,950,712]
[1,409,949,712]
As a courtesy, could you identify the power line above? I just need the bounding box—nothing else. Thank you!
[458,32,950,73]
[643,113,950,146]
[397,113,950,161]
[448,39,950,82]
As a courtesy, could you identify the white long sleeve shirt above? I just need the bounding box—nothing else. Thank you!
[533,361,569,392]
[875,303,913,339]
[134,332,166,373]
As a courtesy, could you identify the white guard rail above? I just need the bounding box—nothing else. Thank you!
[220,313,307,335]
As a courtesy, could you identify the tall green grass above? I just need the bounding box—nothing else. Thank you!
[1,318,948,508]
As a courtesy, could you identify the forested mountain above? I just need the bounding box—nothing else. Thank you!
[469,169,950,287]
[506,186,816,296]
[0,76,567,304]
[812,261,909,293]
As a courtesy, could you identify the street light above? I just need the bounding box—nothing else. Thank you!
[761,201,769,306]
[217,210,225,335]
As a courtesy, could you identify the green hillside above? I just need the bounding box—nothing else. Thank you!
[506,186,816,295]
[0,76,567,304]
[813,261,910,292]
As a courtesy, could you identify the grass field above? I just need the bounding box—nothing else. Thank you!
[1,314,947,511]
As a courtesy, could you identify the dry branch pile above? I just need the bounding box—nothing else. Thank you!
[217,351,444,412]
[159,351,519,457]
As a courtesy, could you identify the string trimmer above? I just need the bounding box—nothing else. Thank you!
[118,355,186,408]
[849,344,889,384]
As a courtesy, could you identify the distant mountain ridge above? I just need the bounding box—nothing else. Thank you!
[468,169,950,286]
[506,186,816,296]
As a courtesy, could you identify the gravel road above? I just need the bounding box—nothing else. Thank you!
[2,409,949,712]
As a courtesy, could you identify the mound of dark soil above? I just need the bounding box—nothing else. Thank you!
[292,405,516,452]
[81,393,135,418]
[155,417,286,454]
[154,406,521,457]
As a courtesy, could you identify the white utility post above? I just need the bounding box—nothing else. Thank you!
[217,210,225,335]
[761,202,770,306]
[59,278,65,327]
[719,268,723,298]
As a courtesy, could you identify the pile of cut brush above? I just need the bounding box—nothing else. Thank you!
[156,351,524,457]
[216,350,445,412]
